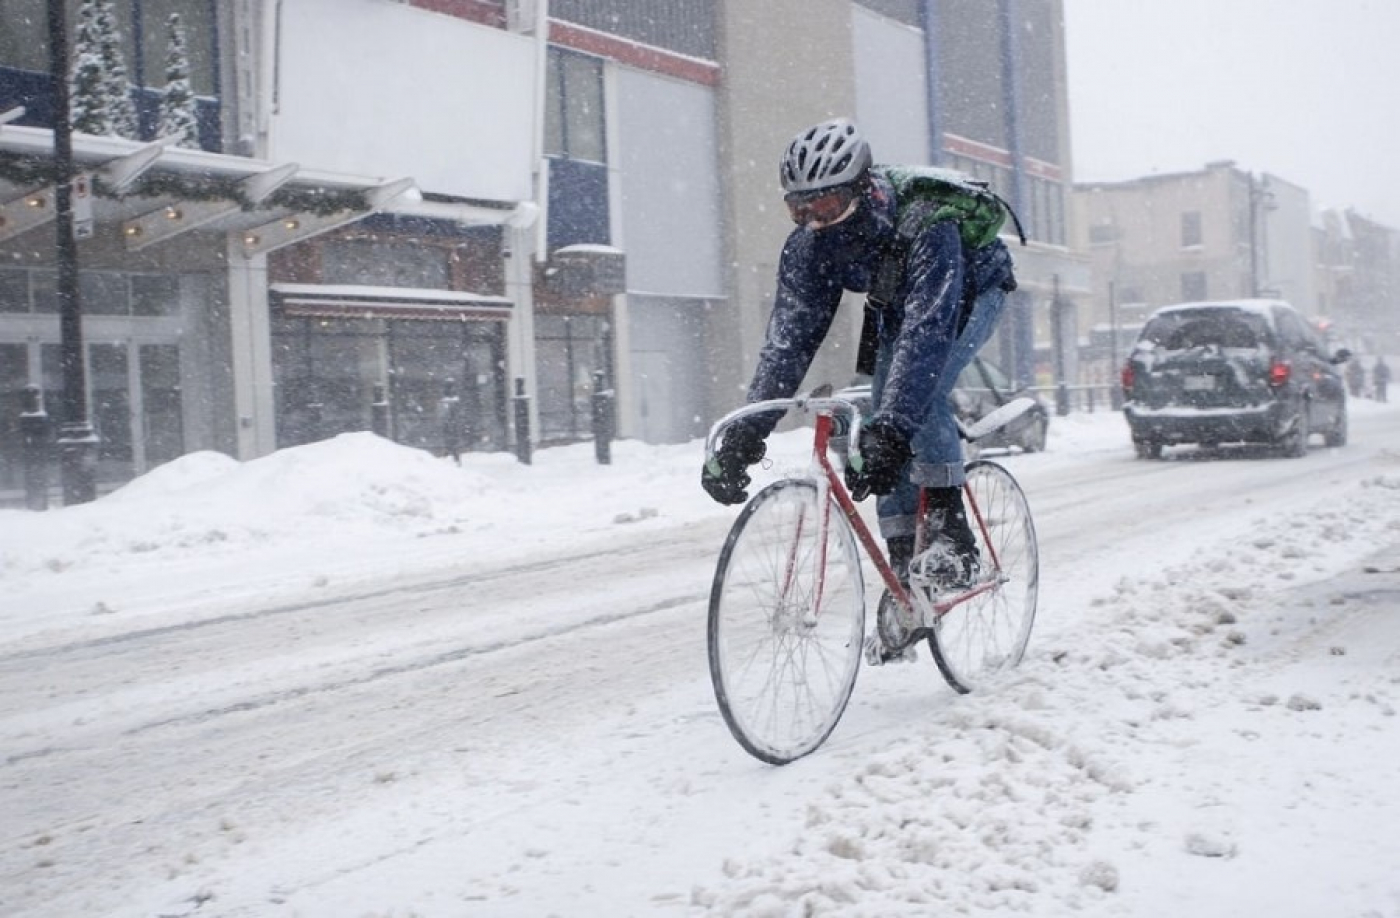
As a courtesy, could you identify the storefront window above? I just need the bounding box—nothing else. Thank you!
[270,313,507,453]
[32,271,57,314]
[131,275,179,316]
[544,48,606,163]
[135,0,218,95]
[323,240,449,289]
[0,0,52,73]
[0,1,217,93]
[535,313,610,443]
[388,322,505,453]
[81,273,130,316]
[0,270,29,313]
[0,343,30,490]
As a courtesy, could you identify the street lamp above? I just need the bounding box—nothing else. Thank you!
[47,0,99,504]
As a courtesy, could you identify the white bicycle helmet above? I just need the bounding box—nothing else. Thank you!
[779,118,873,195]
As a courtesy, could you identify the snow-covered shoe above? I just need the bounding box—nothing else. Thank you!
[912,487,982,592]
[908,538,982,592]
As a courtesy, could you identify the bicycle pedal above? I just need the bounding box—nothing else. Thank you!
[863,634,917,666]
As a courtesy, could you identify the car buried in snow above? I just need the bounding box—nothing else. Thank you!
[1120,299,1351,459]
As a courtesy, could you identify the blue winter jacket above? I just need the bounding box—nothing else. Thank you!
[744,172,1014,439]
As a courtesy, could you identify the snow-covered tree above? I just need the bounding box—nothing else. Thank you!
[157,12,199,148]
[69,0,137,139]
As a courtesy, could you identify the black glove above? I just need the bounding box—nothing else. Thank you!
[702,422,767,505]
[845,417,912,501]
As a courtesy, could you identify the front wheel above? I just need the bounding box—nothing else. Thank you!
[927,461,1039,693]
[1019,414,1048,453]
[708,479,865,765]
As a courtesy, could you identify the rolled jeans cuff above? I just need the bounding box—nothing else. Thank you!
[876,459,964,540]
[909,458,964,488]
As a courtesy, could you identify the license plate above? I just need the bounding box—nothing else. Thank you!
[1183,375,1216,391]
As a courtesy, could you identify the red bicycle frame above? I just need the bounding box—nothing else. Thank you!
[810,411,1001,624]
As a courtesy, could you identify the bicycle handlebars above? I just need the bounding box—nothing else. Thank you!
[705,391,1042,458]
[703,395,866,458]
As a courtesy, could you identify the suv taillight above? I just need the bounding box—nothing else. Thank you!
[1120,362,1135,391]
[1269,359,1291,387]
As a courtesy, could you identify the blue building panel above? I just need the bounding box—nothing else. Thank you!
[547,156,611,252]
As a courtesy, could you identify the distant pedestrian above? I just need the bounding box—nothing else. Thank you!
[1345,358,1366,398]
[439,379,465,463]
[1374,356,1391,403]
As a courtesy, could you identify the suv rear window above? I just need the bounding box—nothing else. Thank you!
[1140,309,1270,351]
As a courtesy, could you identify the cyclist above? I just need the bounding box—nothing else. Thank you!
[701,118,1017,639]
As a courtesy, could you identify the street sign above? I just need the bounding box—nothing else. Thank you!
[72,173,94,239]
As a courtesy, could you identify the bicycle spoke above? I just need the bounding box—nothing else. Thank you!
[708,479,865,764]
[928,461,1038,693]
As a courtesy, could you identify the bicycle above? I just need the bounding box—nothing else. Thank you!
[704,389,1039,765]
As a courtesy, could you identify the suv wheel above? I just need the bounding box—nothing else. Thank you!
[1324,405,1347,447]
[1278,406,1309,458]
[1133,437,1163,460]
[1020,415,1047,452]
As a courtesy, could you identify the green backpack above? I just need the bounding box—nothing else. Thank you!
[874,164,1025,250]
[856,165,1025,375]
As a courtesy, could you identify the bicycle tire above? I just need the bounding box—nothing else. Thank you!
[927,460,1038,693]
[708,479,865,765]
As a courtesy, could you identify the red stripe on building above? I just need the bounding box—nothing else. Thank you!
[548,21,720,86]
[409,0,505,28]
[943,133,1062,181]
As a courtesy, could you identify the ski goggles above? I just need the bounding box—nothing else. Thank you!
[785,184,860,229]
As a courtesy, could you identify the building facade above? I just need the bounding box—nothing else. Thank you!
[1318,209,1400,356]
[710,0,1085,416]
[1,0,541,498]
[1,0,1082,501]
[1071,161,1323,375]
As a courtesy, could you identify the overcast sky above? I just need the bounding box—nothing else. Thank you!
[1062,0,1400,228]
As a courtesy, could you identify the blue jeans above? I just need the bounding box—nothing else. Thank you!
[870,285,1010,540]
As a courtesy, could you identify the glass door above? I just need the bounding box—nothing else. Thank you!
[0,343,29,491]
[139,344,183,468]
[91,343,133,480]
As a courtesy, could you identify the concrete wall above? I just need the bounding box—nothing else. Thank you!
[710,0,861,419]
[1259,174,1317,315]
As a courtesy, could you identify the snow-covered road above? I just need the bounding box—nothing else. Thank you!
[3,404,1399,917]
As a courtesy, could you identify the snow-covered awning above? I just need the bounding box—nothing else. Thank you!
[0,120,535,254]
[270,283,513,321]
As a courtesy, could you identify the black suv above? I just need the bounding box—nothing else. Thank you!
[1121,299,1351,458]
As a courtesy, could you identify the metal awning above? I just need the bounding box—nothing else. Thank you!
[0,115,537,254]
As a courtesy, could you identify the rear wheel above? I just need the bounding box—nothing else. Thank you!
[1020,414,1048,452]
[1278,405,1309,457]
[1324,403,1348,447]
[1133,437,1163,460]
[708,479,865,765]
[927,461,1038,693]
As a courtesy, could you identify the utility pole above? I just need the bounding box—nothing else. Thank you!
[1248,173,1274,299]
[998,0,1035,388]
[48,0,100,504]
[1249,174,1261,298]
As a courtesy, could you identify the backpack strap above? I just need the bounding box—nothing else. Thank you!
[985,187,1027,246]
[857,231,910,376]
